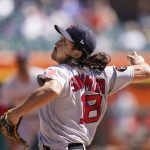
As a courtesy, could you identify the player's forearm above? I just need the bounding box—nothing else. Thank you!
[7,87,58,124]
[6,79,62,124]
[18,88,57,115]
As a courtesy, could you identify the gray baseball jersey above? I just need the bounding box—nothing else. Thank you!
[37,64,134,150]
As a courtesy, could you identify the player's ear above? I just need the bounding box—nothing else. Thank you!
[71,44,83,59]
[72,49,82,59]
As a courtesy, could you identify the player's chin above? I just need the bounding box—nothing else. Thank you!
[51,53,56,61]
[51,48,56,59]
[52,53,59,63]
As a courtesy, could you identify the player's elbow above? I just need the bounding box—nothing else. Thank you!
[44,79,62,96]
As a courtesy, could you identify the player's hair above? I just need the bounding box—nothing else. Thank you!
[66,45,111,72]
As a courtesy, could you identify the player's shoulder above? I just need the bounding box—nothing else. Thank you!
[46,64,73,73]
[37,64,69,86]
[43,64,72,78]
[103,66,115,74]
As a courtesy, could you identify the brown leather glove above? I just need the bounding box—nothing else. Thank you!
[0,110,28,147]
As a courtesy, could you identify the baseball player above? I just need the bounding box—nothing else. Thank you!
[0,24,150,150]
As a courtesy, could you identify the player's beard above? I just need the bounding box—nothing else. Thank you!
[62,57,79,67]
[51,47,57,61]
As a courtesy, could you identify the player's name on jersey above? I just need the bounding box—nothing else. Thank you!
[71,74,105,94]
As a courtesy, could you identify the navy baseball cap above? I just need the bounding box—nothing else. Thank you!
[54,24,97,55]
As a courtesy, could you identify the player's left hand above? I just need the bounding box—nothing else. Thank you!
[0,110,28,147]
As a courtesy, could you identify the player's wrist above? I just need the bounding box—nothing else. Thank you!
[6,109,21,125]
[136,61,149,67]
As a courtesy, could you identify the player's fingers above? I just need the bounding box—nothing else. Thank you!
[132,51,138,55]
[127,55,133,59]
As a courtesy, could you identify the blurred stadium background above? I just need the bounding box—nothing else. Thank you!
[0,0,150,150]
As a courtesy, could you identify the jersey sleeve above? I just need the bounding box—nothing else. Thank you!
[104,66,134,95]
[37,66,67,97]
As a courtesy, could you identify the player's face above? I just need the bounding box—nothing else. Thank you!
[52,37,82,63]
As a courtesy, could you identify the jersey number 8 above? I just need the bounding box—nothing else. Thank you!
[80,94,102,124]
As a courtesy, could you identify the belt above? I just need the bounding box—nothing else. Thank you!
[42,143,85,150]
[68,143,84,150]
[43,145,50,150]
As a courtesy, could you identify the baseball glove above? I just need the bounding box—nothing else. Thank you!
[0,110,28,147]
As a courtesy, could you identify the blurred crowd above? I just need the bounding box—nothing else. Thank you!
[0,0,150,51]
